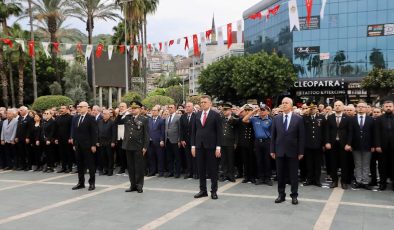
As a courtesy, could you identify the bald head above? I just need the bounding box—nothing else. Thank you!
[19,106,28,116]
[78,101,89,115]
[334,101,344,113]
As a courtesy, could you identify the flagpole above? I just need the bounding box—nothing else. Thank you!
[28,0,37,100]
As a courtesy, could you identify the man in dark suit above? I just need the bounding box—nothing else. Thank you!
[123,101,149,193]
[180,102,197,179]
[165,104,181,178]
[192,95,223,200]
[147,105,165,177]
[351,101,374,189]
[375,100,394,191]
[97,109,117,176]
[114,102,129,174]
[270,97,305,205]
[15,106,34,170]
[55,105,73,173]
[303,103,325,187]
[325,100,353,190]
[71,101,98,191]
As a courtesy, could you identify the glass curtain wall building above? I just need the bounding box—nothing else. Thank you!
[243,0,394,103]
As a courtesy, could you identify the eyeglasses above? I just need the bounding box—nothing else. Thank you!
[77,105,87,108]
[44,113,50,115]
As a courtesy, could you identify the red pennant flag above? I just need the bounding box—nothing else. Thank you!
[206,30,212,40]
[192,34,199,56]
[248,12,262,20]
[268,5,281,17]
[184,37,189,50]
[306,0,313,27]
[169,40,174,47]
[227,23,233,49]
[2,39,13,48]
[130,44,134,50]
[95,43,104,58]
[52,42,60,53]
[138,45,143,55]
[159,42,162,51]
[119,44,125,54]
[76,43,83,53]
[148,44,152,52]
[28,41,35,57]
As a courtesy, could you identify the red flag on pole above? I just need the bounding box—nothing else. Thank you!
[169,40,174,46]
[159,42,162,51]
[95,43,104,58]
[28,41,35,57]
[269,5,281,17]
[227,23,233,49]
[119,44,125,54]
[148,44,152,52]
[52,42,60,53]
[184,37,189,50]
[206,30,212,40]
[248,12,262,20]
[138,45,143,55]
[306,0,313,27]
[192,34,199,56]
[2,39,13,48]
[76,43,83,53]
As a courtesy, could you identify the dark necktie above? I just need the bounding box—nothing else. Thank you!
[78,116,84,127]
[168,115,173,125]
[202,112,207,127]
[187,115,191,123]
[336,116,341,127]
[359,116,364,129]
[284,115,288,131]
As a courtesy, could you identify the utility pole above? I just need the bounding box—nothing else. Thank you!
[28,0,37,100]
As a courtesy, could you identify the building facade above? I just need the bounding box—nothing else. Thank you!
[243,0,394,104]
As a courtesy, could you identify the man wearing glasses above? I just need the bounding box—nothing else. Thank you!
[71,102,98,191]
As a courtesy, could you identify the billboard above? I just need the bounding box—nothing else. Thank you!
[367,23,394,37]
[299,16,320,30]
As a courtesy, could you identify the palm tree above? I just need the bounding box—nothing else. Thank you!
[0,0,22,107]
[6,23,29,106]
[69,0,120,103]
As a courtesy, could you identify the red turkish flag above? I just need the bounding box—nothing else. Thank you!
[159,42,162,51]
[306,0,313,27]
[2,39,13,48]
[184,37,189,50]
[95,43,104,58]
[227,23,232,49]
[76,43,83,53]
[52,42,60,53]
[130,44,134,50]
[169,40,174,47]
[192,34,199,56]
[248,12,262,20]
[119,44,125,54]
[28,41,35,57]
[206,30,212,40]
[269,5,281,17]
[138,45,143,55]
[148,44,152,52]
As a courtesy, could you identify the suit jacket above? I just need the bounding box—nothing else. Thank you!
[270,113,305,158]
[303,114,325,149]
[191,109,223,149]
[325,113,353,146]
[16,115,34,140]
[55,114,72,141]
[374,113,394,148]
[149,116,165,143]
[98,119,117,146]
[1,118,18,143]
[180,113,195,145]
[122,115,149,151]
[72,114,98,148]
[221,116,239,147]
[42,118,56,143]
[165,114,181,144]
[351,115,374,151]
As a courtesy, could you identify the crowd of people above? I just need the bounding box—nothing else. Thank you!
[0,97,393,200]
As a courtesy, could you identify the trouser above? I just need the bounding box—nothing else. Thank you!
[148,141,164,174]
[4,143,16,168]
[221,146,235,180]
[0,145,5,168]
[166,140,181,175]
[184,143,197,176]
[16,141,27,169]
[116,140,127,171]
[324,149,332,176]
[197,147,218,192]
[379,143,394,186]
[370,151,382,184]
[241,145,256,179]
[305,148,322,184]
[32,144,43,168]
[43,143,55,168]
[99,145,114,174]
[58,140,73,170]
[330,141,352,184]
[126,149,145,189]
[276,156,299,198]
[75,144,96,185]
[254,140,271,180]
[352,150,371,184]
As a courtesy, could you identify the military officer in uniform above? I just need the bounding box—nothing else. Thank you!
[303,102,325,187]
[123,101,149,193]
[219,103,238,182]
[239,105,256,183]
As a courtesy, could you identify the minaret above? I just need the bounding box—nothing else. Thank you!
[211,13,216,43]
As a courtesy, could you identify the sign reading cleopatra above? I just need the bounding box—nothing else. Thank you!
[294,79,345,88]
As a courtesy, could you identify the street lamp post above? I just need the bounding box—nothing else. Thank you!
[119,0,133,94]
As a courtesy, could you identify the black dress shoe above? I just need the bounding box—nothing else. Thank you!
[107,172,113,176]
[184,174,193,179]
[158,173,164,177]
[242,178,249,183]
[211,192,218,200]
[194,191,208,198]
[255,179,263,185]
[193,175,199,180]
[65,169,71,173]
[264,179,273,186]
[88,184,95,191]
[275,196,285,203]
[57,169,66,173]
[146,173,155,177]
[72,184,85,190]
[137,188,143,193]
[314,182,322,187]
[292,197,299,205]
[174,174,180,178]
[379,184,387,191]
[228,178,236,183]
[250,178,256,184]
[341,183,348,190]
[303,181,313,186]
[219,177,226,182]
[330,181,338,188]
[125,187,137,192]
[165,173,174,178]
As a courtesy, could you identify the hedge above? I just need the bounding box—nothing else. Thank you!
[142,95,174,109]
[120,92,143,106]
[31,95,74,112]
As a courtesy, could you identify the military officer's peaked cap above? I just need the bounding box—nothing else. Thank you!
[130,101,143,109]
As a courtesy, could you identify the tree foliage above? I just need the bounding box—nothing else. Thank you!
[49,81,62,95]
[63,63,90,103]
[165,85,183,105]
[142,95,174,109]
[31,95,73,111]
[361,68,394,98]
[121,91,143,105]
[147,87,166,97]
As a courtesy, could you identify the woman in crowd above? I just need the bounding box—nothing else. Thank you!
[42,110,56,172]
[31,112,44,171]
